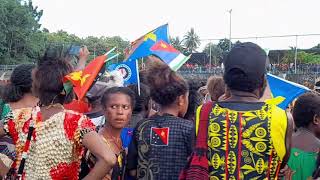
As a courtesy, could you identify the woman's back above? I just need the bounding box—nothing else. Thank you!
[128,114,194,180]
[201,101,288,180]
[4,107,95,179]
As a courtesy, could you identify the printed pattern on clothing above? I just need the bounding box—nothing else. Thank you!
[3,108,95,180]
[134,115,194,180]
[207,103,282,180]
[0,106,15,161]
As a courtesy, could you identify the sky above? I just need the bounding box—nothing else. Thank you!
[32,0,320,50]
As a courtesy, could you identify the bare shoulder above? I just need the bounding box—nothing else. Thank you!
[292,132,320,152]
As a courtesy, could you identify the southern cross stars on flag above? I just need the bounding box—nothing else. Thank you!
[150,127,170,146]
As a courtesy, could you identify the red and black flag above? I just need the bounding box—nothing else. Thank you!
[150,127,170,146]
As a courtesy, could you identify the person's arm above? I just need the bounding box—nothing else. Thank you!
[0,159,9,178]
[0,122,5,138]
[82,131,116,180]
[281,111,293,169]
[186,122,195,156]
[0,121,10,177]
[127,129,138,178]
[75,46,90,71]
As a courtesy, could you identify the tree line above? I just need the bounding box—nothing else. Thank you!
[1,0,320,65]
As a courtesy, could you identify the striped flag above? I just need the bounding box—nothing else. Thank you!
[150,40,190,71]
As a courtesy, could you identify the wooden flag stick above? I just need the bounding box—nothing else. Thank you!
[136,59,141,96]
[105,54,119,62]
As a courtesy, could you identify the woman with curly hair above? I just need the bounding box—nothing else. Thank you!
[127,60,194,179]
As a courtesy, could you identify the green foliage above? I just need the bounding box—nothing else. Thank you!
[1,0,319,67]
[182,28,201,54]
[282,48,320,64]
[217,38,234,58]
[0,0,43,64]
[0,0,130,65]
[298,51,320,64]
[202,43,223,65]
[83,36,129,60]
[169,36,185,53]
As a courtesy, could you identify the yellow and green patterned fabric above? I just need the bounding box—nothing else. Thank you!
[196,101,288,180]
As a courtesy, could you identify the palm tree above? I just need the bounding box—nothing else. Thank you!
[169,36,185,52]
[182,28,201,54]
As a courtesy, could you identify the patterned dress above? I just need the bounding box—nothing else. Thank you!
[196,101,288,180]
[3,107,95,179]
[0,103,15,169]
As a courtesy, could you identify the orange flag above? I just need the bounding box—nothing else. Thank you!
[64,55,107,100]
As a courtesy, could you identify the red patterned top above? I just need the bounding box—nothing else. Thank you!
[3,107,95,180]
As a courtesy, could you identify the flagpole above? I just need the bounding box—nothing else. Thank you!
[136,59,141,96]
[106,54,119,62]
[104,47,117,56]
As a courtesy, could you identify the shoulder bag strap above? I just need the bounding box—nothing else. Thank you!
[196,101,214,149]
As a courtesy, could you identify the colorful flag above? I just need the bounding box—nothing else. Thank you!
[125,24,169,61]
[150,40,191,71]
[108,60,139,86]
[150,127,169,146]
[64,55,107,100]
[267,73,309,109]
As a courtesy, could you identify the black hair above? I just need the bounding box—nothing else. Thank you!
[146,61,189,106]
[316,81,320,87]
[139,70,148,84]
[38,44,72,66]
[100,87,135,109]
[184,80,203,121]
[33,59,74,106]
[292,92,320,128]
[224,68,264,93]
[2,64,35,103]
[127,83,150,114]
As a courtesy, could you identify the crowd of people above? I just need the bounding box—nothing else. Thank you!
[0,42,319,180]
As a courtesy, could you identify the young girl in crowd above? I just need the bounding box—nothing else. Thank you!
[83,87,135,180]
[284,92,320,180]
[0,53,116,179]
[205,76,225,102]
[127,61,194,179]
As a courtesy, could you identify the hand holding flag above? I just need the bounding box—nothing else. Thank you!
[64,55,107,100]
